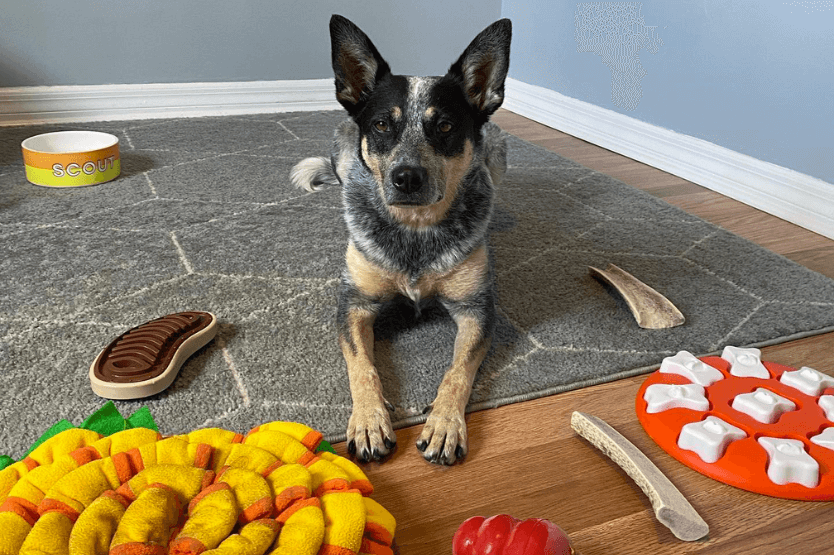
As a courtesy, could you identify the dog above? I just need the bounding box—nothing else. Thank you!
[291,15,511,465]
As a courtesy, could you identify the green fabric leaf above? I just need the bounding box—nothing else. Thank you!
[80,401,128,436]
[126,406,159,432]
[315,439,337,455]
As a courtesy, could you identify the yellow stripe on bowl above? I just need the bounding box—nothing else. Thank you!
[24,159,121,188]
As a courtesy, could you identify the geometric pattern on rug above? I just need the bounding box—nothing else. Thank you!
[2,110,834,458]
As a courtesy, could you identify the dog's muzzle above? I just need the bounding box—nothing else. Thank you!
[386,164,438,206]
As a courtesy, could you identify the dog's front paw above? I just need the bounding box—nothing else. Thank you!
[347,401,397,463]
[416,405,467,465]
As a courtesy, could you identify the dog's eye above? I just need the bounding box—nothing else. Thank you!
[438,121,453,133]
[374,120,389,132]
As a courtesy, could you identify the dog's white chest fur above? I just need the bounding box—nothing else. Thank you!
[404,282,422,304]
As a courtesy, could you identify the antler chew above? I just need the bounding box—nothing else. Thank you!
[571,412,709,542]
[589,264,684,329]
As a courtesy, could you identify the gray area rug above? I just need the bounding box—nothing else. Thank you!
[3,110,834,459]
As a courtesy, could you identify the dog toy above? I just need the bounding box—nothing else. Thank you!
[571,411,708,542]
[589,263,684,329]
[0,413,395,555]
[89,311,218,400]
[453,514,574,555]
[637,347,834,501]
[1,401,157,473]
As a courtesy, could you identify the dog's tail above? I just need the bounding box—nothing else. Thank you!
[290,157,340,192]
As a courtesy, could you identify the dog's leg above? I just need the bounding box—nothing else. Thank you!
[338,244,398,462]
[417,307,492,465]
[417,245,495,465]
[339,305,396,462]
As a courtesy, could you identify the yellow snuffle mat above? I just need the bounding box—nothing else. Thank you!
[0,418,395,555]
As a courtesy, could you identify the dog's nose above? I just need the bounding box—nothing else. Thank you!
[391,165,427,194]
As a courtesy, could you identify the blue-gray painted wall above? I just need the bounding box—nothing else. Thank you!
[0,0,501,85]
[501,0,834,184]
[3,0,830,184]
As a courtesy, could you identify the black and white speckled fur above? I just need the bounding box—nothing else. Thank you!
[335,116,504,279]
[291,15,511,465]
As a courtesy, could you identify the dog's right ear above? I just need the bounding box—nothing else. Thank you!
[330,15,391,115]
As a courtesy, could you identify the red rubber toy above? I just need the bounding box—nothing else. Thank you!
[453,514,575,555]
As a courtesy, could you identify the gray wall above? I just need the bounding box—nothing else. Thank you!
[502,0,834,184]
[0,0,501,86]
[5,0,829,185]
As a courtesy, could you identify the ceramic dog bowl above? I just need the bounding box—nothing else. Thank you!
[21,130,120,187]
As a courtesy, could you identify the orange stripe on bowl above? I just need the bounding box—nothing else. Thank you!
[22,143,120,171]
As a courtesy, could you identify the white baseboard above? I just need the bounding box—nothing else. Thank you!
[503,78,834,241]
[0,79,341,126]
[3,77,832,240]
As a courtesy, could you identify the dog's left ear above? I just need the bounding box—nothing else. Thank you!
[447,19,512,116]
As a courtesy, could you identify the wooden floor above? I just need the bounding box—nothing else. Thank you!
[332,109,834,554]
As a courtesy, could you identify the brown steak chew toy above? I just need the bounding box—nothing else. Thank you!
[89,311,218,400]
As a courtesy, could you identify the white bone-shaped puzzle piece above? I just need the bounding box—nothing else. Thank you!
[722,346,770,379]
[820,396,834,422]
[731,388,796,424]
[677,416,747,463]
[644,383,709,414]
[810,428,834,452]
[758,437,819,488]
[780,366,834,397]
[678,415,747,463]
[659,351,724,386]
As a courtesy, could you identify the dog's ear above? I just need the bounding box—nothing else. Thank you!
[330,15,391,114]
[447,19,512,116]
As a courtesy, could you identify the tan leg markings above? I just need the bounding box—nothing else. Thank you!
[340,307,396,460]
[417,312,490,464]
[342,241,490,463]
